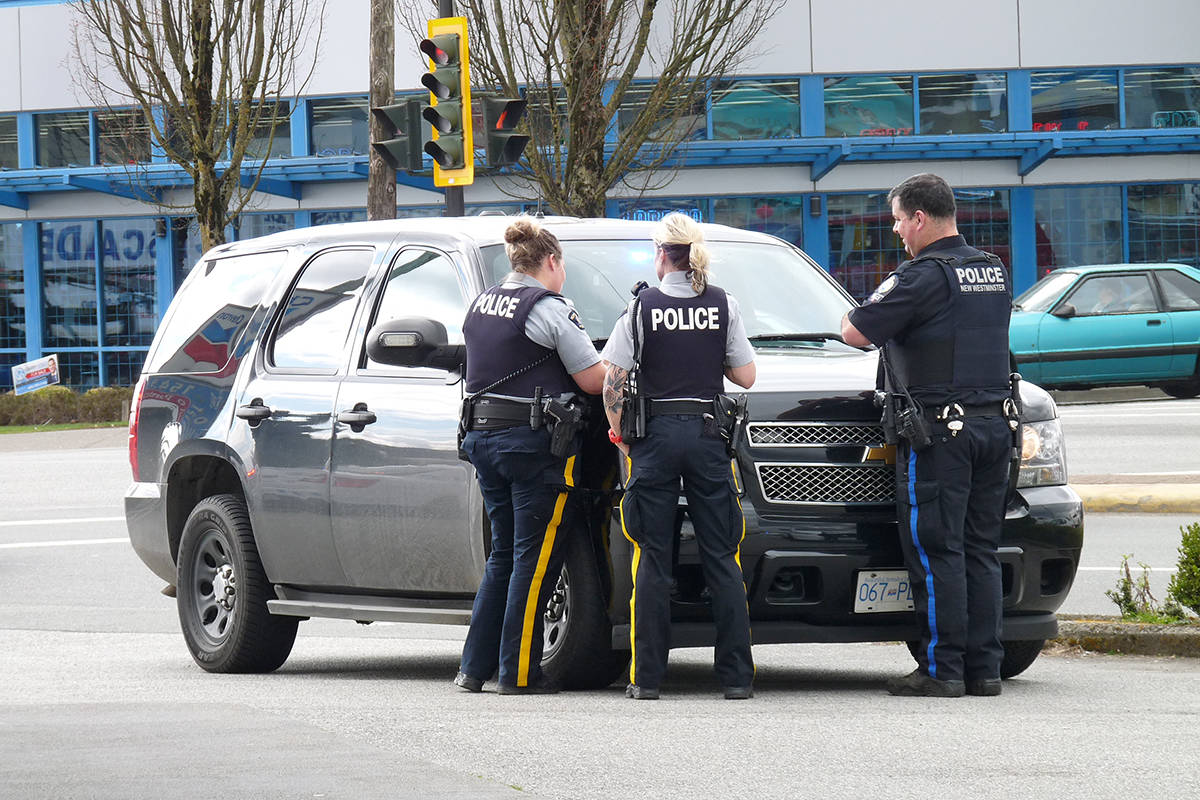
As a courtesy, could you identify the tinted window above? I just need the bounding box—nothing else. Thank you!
[1014,271,1077,313]
[364,248,467,369]
[1031,70,1118,132]
[824,75,914,137]
[1065,274,1158,316]
[1124,67,1200,129]
[918,72,1007,134]
[37,111,91,167]
[97,109,151,164]
[41,221,100,348]
[270,248,371,371]
[1158,270,1200,311]
[311,97,369,156]
[0,222,25,349]
[147,250,289,374]
[711,79,800,140]
[100,218,157,347]
[0,116,17,169]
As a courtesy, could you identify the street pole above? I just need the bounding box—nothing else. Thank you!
[439,0,465,217]
[367,0,396,220]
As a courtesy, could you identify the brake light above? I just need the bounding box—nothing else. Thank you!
[129,376,147,481]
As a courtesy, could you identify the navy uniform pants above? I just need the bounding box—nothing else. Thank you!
[620,414,754,690]
[460,425,578,689]
[897,414,1012,683]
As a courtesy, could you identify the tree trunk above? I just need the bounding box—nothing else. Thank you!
[194,162,227,251]
[367,0,396,221]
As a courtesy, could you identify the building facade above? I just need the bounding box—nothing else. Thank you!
[1,0,1199,389]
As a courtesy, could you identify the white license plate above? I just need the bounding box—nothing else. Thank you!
[853,570,914,613]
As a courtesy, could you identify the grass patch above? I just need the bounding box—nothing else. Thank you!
[0,421,127,435]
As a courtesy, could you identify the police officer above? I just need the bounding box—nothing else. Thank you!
[600,212,757,700]
[841,173,1014,698]
[454,218,605,695]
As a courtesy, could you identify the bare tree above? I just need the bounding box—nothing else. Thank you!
[70,0,325,251]
[398,0,781,217]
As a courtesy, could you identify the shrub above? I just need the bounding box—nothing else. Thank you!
[1167,522,1200,616]
[79,387,133,423]
[17,385,79,426]
[0,385,132,427]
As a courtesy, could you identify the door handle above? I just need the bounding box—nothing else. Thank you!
[235,400,273,424]
[337,403,378,430]
[1146,319,1163,326]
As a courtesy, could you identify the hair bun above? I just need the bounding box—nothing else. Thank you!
[504,218,539,245]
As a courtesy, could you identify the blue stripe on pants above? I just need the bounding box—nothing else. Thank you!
[907,447,940,679]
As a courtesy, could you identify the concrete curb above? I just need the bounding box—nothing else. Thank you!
[1053,616,1200,658]
[1071,484,1200,514]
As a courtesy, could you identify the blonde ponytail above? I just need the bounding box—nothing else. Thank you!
[655,212,711,293]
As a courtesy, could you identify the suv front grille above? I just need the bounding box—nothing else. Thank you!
[755,462,895,505]
[748,422,883,447]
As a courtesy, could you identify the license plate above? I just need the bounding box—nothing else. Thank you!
[853,570,914,613]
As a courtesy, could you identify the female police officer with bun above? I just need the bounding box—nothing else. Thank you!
[601,212,757,700]
[454,218,605,695]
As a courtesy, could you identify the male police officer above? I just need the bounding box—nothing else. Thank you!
[841,174,1014,698]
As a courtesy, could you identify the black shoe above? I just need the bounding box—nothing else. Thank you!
[966,678,1002,697]
[723,685,754,700]
[886,668,965,698]
[625,683,659,700]
[453,671,483,693]
[497,677,559,695]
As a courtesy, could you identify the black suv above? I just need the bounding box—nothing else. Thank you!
[124,216,1083,686]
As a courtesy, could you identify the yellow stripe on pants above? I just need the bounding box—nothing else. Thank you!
[516,455,575,687]
[618,454,639,686]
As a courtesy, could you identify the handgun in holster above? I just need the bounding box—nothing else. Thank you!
[708,393,749,457]
[544,396,585,459]
[457,397,475,461]
[619,367,647,442]
[1005,372,1025,501]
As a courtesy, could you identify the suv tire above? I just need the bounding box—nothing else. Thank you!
[177,494,298,673]
[905,638,1045,680]
[540,529,628,689]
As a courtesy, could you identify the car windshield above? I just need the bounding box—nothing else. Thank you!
[1014,271,1077,312]
[479,239,856,346]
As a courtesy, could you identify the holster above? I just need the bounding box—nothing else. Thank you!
[543,396,586,459]
[619,368,647,442]
[456,397,475,462]
[710,393,748,457]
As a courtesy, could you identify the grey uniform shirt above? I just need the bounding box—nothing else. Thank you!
[600,271,755,371]
[502,272,601,375]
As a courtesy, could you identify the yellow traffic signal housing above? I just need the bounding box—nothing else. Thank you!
[420,17,473,188]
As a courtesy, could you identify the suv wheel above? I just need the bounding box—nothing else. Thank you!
[905,638,1045,680]
[176,494,298,673]
[540,529,628,689]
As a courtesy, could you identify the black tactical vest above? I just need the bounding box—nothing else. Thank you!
[890,252,1011,404]
[637,285,728,400]
[463,284,574,397]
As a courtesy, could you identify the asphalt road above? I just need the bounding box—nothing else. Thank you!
[1054,392,1200,478]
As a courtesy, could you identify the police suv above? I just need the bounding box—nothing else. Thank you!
[124,216,1083,685]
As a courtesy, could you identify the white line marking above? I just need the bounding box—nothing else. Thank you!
[0,537,127,550]
[1076,566,1177,573]
[0,516,124,528]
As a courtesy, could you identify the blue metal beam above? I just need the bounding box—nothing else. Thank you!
[1019,135,1062,176]
[0,190,28,209]
[811,143,850,181]
[62,174,159,202]
[239,172,301,200]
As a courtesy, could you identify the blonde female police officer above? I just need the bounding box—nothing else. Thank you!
[601,213,757,700]
[454,218,605,695]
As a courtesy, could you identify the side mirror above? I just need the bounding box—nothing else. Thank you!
[365,317,465,372]
[1050,303,1076,319]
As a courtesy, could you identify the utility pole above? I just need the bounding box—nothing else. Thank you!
[439,0,464,217]
[367,0,396,220]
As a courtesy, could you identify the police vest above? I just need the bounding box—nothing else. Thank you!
[637,285,728,400]
[889,252,1011,403]
[463,284,574,397]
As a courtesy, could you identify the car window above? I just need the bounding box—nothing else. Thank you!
[363,247,468,369]
[1157,269,1200,311]
[1014,271,1077,312]
[1064,274,1158,316]
[269,248,371,372]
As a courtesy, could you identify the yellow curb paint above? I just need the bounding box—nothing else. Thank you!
[1071,484,1200,514]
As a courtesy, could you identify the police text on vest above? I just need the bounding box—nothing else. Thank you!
[649,306,721,331]
[474,293,521,318]
[955,265,1006,293]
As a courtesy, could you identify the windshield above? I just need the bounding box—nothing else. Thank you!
[1014,271,1077,312]
[479,239,856,345]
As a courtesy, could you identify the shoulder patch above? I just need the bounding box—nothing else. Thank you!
[567,309,585,330]
[868,275,898,303]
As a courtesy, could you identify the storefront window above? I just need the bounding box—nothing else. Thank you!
[824,75,914,137]
[241,101,291,160]
[711,79,800,140]
[918,73,1007,134]
[0,353,23,391]
[1031,70,1118,132]
[55,351,99,391]
[1128,183,1200,267]
[954,189,1012,264]
[711,196,804,248]
[827,193,904,300]
[41,220,100,348]
[617,84,707,141]
[0,223,25,350]
[312,209,367,226]
[1033,185,1123,274]
[0,116,17,169]
[104,351,146,387]
[615,198,706,223]
[97,109,152,164]
[37,111,92,167]
[100,218,157,347]
[312,97,369,157]
[238,212,297,240]
[1124,67,1200,129]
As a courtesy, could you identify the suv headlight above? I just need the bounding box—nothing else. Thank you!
[1018,418,1068,488]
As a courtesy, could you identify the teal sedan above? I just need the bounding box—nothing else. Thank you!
[1010,263,1200,397]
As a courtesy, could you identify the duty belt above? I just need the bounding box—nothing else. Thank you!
[928,401,1006,422]
[648,399,711,416]
[470,396,534,431]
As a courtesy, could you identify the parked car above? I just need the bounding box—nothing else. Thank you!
[1010,263,1200,397]
[125,217,1083,686]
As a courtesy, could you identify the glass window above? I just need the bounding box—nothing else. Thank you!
[1034,186,1123,274]
[364,248,467,369]
[0,353,24,392]
[1128,183,1200,267]
[954,189,1012,264]
[1124,67,1200,129]
[104,351,146,387]
[0,115,17,169]
[270,248,371,371]
[240,101,291,160]
[918,72,1007,134]
[41,221,101,348]
[238,212,296,240]
[312,209,367,226]
[1031,70,1118,132]
[1065,273,1158,315]
[1014,271,1079,313]
[311,97,369,157]
[711,79,800,140]
[97,109,151,165]
[827,193,905,300]
[1,223,25,350]
[616,83,707,141]
[524,86,570,143]
[824,75,913,137]
[615,198,706,222]
[711,196,804,248]
[147,249,289,374]
[99,218,157,347]
[1157,269,1200,310]
[37,111,92,167]
[54,351,99,391]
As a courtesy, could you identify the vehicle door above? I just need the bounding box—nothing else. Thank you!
[233,247,375,587]
[328,244,482,593]
[1153,268,1200,377]
[1037,272,1175,383]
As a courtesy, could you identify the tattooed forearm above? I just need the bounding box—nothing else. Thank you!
[602,362,628,432]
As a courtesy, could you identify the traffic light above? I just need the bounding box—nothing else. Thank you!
[370,99,423,173]
[419,17,473,187]
[481,96,529,168]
